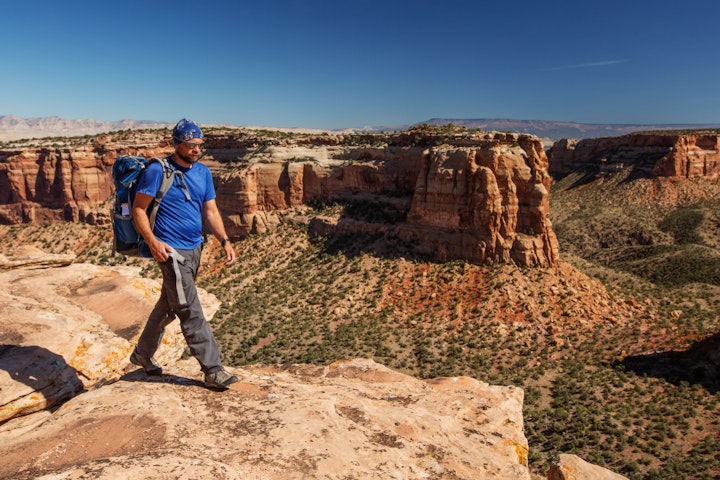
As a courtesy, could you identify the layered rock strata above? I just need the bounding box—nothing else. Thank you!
[0,130,559,266]
[548,133,720,179]
[0,134,172,225]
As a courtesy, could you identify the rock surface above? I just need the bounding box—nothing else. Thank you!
[547,133,720,179]
[547,454,629,480]
[0,358,530,480]
[0,251,217,423]
[0,253,532,479]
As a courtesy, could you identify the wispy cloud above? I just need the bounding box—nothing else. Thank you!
[540,59,629,72]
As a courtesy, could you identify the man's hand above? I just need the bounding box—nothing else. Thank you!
[149,238,174,263]
[222,241,236,266]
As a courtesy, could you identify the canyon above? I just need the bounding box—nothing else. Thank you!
[2,126,720,478]
[0,127,559,267]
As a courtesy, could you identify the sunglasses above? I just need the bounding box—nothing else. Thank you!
[181,141,206,150]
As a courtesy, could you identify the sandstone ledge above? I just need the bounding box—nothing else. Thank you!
[0,261,216,423]
[0,247,75,270]
[0,257,531,479]
[1,358,531,480]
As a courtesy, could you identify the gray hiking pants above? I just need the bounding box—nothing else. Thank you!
[136,245,223,374]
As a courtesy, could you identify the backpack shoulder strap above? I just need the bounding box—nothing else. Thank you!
[146,157,191,229]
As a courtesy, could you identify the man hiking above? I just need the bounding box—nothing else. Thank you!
[129,118,238,390]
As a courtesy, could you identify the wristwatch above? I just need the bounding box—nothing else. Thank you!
[221,238,230,247]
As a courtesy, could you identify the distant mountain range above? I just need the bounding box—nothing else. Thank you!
[2,115,719,144]
[0,115,172,142]
[422,118,720,144]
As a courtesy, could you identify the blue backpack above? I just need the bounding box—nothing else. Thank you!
[111,156,189,257]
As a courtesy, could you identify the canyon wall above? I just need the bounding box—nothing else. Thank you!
[0,133,172,225]
[0,129,559,267]
[548,133,720,179]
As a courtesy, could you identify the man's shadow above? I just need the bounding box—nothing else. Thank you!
[618,332,720,394]
[0,344,85,420]
[120,368,205,388]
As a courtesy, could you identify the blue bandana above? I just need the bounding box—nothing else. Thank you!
[172,118,204,144]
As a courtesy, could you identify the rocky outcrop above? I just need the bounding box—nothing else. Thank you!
[0,245,75,269]
[0,249,218,423]
[0,134,173,225]
[403,135,557,266]
[548,133,720,179]
[0,253,532,479]
[548,454,629,480]
[1,357,532,480]
[220,136,558,266]
[0,129,559,266]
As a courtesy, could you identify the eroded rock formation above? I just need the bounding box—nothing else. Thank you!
[0,134,173,225]
[548,133,720,179]
[0,129,559,266]
[548,454,629,480]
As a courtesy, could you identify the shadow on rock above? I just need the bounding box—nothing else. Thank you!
[0,344,85,422]
[618,332,720,394]
[120,368,205,388]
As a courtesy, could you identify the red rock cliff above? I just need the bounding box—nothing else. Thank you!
[0,129,559,267]
[0,133,172,224]
[548,133,720,179]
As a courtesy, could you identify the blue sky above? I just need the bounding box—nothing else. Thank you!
[2,0,719,129]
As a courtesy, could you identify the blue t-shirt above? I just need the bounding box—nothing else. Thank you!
[136,156,216,249]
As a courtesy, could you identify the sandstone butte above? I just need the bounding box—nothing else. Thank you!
[0,129,559,267]
[547,132,720,179]
[0,250,627,480]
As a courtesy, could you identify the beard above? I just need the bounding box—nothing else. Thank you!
[176,150,203,164]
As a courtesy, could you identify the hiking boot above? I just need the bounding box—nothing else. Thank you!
[204,369,238,390]
[130,348,163,376]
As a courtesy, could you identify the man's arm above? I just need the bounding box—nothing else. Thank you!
[132,192,172,262]
[202,198,236,266]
